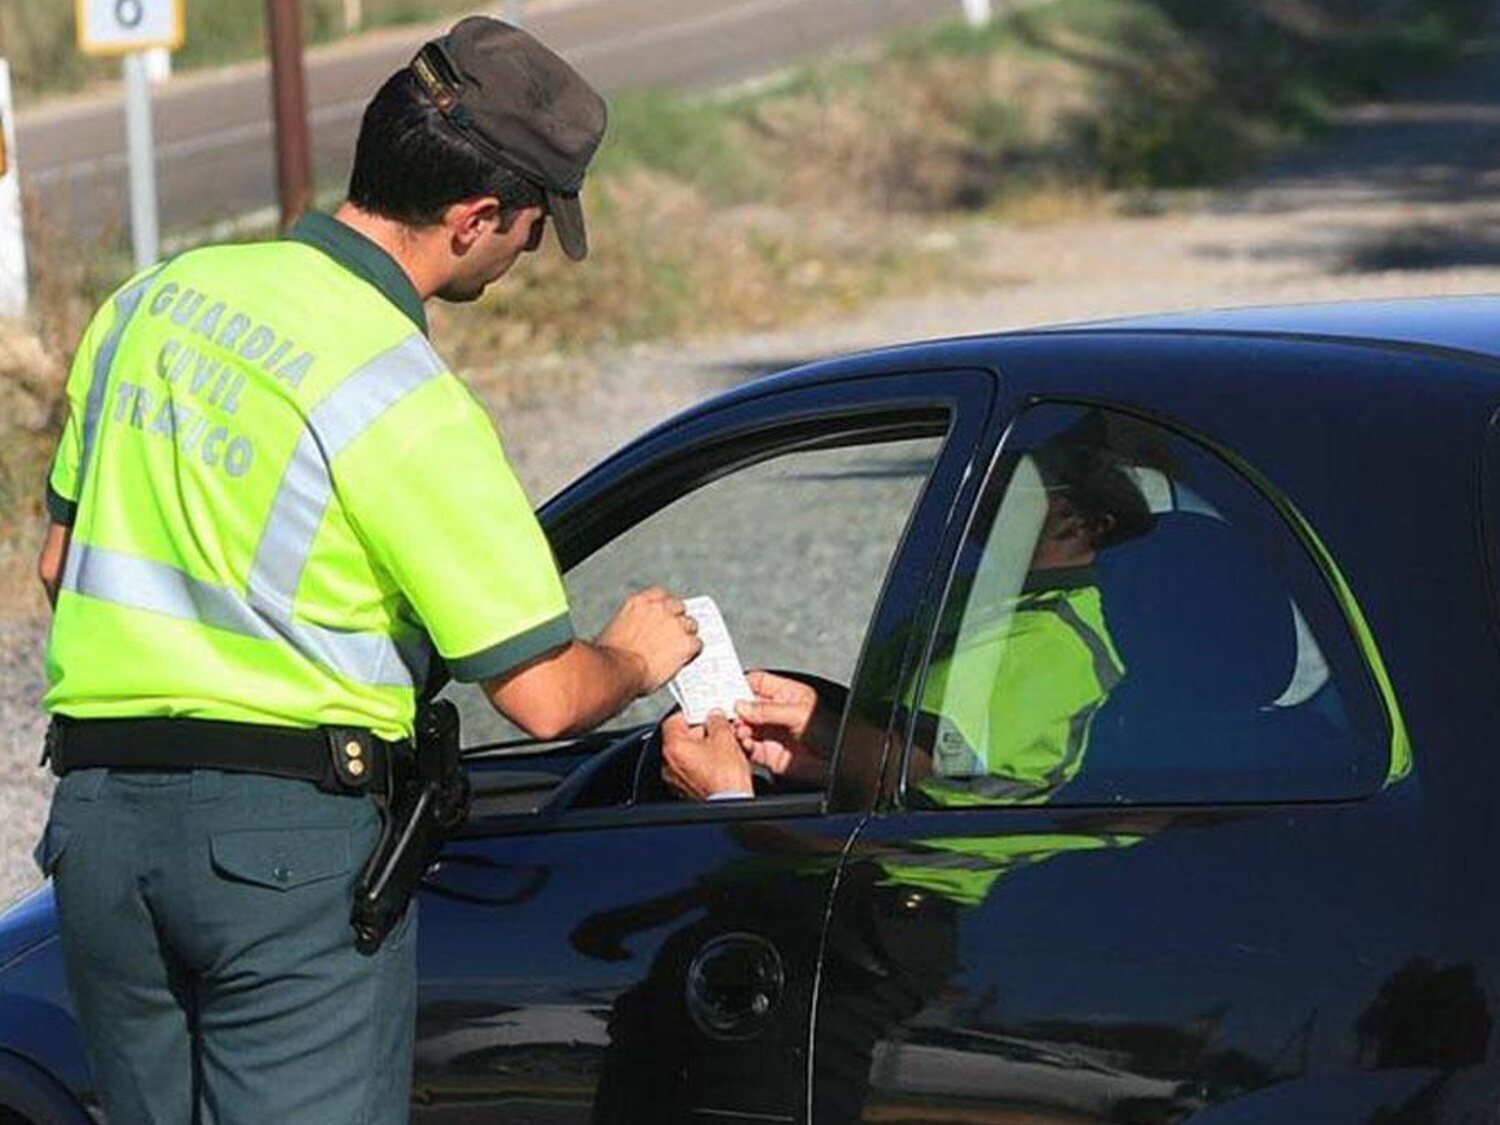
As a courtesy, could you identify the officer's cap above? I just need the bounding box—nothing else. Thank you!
[411,17,607,261]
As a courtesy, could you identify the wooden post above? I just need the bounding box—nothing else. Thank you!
[266,0,313,231]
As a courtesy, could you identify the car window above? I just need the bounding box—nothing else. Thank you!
[448,434,945,764]
[906,404,1391,808]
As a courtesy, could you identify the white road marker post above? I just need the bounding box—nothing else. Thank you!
[144,45,172,83]
[122,50,160,270]
[963,0,993,27]
[0,59,29,320]
[77,0,184,270]
[506,0,526,26]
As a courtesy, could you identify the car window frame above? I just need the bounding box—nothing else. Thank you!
[892,395,1400,812]
[1482,405,1500,656]
[456,367,1000,837]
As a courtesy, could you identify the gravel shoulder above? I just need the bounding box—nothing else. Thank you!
[6,34,1500,902]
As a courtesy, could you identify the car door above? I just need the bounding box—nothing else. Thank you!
[410,368,996,1124]
[814,397,1435,1124]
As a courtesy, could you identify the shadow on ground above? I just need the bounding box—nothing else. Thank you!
[1339,221,1500,272]
[1211,0,1500,210]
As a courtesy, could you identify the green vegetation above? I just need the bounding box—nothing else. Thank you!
[587,0,1491,202]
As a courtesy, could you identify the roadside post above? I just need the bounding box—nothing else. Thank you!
[144,45,172,83]
[266,0,313,231]
[963,0,993,26]
[76,0,185,271]
[506,0,526,25]
[0,59,27,319]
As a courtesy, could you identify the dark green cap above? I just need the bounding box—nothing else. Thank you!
[412,16,607,260]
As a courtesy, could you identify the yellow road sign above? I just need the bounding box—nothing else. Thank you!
[76,0,185,57]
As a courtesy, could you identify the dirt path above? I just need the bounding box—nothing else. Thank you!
[5,29,1500,902]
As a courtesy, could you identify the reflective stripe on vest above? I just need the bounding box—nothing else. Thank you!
[1020,591,1122,790]
[60,332,445,689]
[78,269,163,500]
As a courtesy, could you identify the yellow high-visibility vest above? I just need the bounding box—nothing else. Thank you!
[919,579,1122,807]
[45,214,572,741]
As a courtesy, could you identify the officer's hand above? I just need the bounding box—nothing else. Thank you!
[597,587,702,696]
[661,712,752,801]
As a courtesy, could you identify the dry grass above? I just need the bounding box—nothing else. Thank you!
[0,323,58,623]
[435,169,963,374]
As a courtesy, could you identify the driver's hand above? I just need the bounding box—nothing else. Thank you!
[597,587,702,695]
[662,712,753,801]
[734,671,826,784]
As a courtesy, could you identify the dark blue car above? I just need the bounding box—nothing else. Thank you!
[5,297,1500,1123]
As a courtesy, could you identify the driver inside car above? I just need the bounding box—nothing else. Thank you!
[662,436,1155,803]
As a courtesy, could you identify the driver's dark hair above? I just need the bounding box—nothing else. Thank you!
[1036,442,1154,550]
[347,69,540,228]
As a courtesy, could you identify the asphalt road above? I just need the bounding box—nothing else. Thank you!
[17,0,950,239]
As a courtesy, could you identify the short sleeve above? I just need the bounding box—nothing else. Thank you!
[46,310,110,525]
[46,266,162,526]
[336,375,573,682]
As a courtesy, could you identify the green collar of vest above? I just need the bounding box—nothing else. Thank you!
[289,212,428,336]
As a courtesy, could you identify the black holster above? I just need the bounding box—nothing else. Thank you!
[351,700,469,954]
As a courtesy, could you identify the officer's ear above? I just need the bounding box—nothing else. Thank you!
[445,196,504,254]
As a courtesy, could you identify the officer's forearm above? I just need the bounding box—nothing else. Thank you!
[484,639,645,740]
[37,522,70,608]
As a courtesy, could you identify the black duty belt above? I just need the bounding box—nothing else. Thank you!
[44,715,408,797]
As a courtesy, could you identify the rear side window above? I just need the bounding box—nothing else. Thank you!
[906,404,1391,807]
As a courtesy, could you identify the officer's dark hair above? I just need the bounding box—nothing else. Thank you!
[347,69,542,229]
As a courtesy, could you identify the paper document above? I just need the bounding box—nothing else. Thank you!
[670,596,754,725]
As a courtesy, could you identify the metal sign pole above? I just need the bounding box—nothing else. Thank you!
[0,59,28,319]
[963,0,993,26]
[78,0,182,260]
[123,50,161,269]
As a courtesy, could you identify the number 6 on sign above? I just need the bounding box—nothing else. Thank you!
[76,0,184,56]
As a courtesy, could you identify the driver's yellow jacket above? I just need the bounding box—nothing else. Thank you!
[917,573,1122,807]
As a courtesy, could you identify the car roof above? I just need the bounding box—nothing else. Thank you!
[631,295,1500,449]
[1036,294,1500,364]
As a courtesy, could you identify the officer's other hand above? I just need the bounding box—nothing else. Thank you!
[662,712,752,801]
[734,671,826,783]
[597,587,702,695]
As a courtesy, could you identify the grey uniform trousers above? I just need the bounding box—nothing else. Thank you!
[35,767,417,1125]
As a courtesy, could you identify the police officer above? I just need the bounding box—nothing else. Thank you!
[33,18,700,1124]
